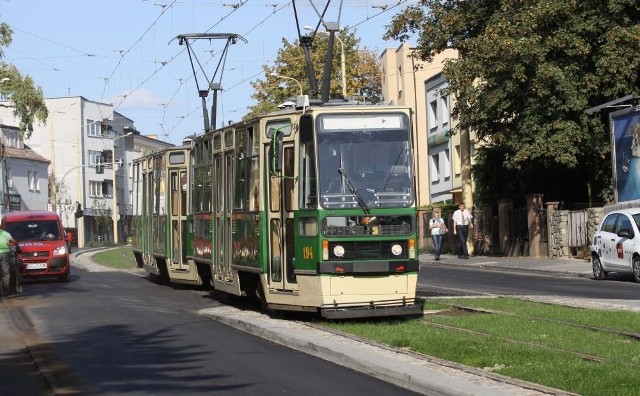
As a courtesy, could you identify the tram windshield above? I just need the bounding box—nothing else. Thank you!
[317,113,413,209]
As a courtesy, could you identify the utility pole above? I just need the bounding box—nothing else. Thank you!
[111,132,132,244]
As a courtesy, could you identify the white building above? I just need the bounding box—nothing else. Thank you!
[380,43,462,205]
[1,124,50,214]
[0,96,173,247]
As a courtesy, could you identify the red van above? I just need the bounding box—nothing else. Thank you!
[1,210,73,282]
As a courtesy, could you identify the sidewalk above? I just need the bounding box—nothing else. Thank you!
[421,252,594,278]
[0,251,629,395]
[420,253,640,313]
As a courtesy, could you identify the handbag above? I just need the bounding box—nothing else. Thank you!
[432,218,447,234]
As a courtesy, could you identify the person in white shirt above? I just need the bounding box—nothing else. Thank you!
[428,210,447,261]
[452,202,473,259]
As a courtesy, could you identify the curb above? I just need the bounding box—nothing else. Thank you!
[200,306,574,396]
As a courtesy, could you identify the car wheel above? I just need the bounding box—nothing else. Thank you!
[58,270,70,283]
[633,256,640,283]
[592,255,607,280]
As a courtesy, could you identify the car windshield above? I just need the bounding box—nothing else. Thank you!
[5,220,61,241]
[633,214,640,231]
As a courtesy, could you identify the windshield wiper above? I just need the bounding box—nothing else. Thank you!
[338,167,370,214]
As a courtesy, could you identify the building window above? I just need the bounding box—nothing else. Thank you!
[428,100,438,130]
[443,149,451,179]
[87,120,102,137]
[3,129,20,148]
[89,150,103,166]
[454,145,461,176]
[441,95,450,126]
[90,181,103,197]
[6,167,12,188]
[103,180,111,198]
[27,170,39,191]
[397,66,403,99]
[430,154,440,183]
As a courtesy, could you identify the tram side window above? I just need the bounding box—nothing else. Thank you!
[234,129,247,210]
[215,157,223,213]
[248,126,260,212]
[193,167,203,212]
[171,172,179,216]
[153,172,160,216]
[283,147,295,212]
[226,154,234,213]
[193,143,203,212]
[203,168,212,212]
[268,145,280,212]
[300,142,316,209]
[181,170,187,216]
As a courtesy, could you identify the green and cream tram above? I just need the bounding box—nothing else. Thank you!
[131,146,210,285]
[133,104,422,318]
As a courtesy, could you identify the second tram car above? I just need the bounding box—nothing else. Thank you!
[132,104,422,318]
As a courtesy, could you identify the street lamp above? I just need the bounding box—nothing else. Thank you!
[270,72,303,96]
[304,26,347,98]
[112,131,133,244]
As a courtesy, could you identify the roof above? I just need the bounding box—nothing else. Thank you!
[2,210,61,222]
[4,144,50,164]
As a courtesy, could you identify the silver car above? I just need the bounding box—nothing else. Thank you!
[591,209,640,282]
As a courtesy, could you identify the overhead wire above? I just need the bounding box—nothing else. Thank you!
[101,0,177,104]
[7,1,417,143]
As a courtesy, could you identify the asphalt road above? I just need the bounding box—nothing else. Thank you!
[13,265,418,395]
[419,262,640,299]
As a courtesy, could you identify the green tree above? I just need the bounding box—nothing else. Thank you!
[247,31,382,118]
[385,0,640,205]
[49,173,76,225]
[0,21,48,139]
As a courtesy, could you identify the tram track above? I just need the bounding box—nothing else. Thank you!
[420,303,640,367]
[448,303,640,342]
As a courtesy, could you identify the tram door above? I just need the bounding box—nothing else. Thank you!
[212,130,235,282]
[141,160,154,264]
[167,162,188,270]
[266,140,298,292]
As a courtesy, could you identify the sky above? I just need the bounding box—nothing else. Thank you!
[1,0,418,145]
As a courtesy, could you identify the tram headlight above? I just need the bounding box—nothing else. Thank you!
[333,244,345,258]
[391,243,403,256]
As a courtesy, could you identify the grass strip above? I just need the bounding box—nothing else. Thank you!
[91,246,138,270]
[321,297,640,396]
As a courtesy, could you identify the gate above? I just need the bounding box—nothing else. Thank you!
[568,210,589,257]
[509,207,529,256]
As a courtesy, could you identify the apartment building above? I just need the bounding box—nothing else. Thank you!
[380,43,462,206]
[0,96,173,247]
[0,124,50,213]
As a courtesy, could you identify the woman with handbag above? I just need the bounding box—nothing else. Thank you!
[429,210,447,261]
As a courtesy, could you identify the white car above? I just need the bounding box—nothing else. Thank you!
[591,208,640,282]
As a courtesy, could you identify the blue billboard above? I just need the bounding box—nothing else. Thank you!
[612,107,640,202]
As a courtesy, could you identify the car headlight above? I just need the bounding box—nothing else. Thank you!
[391,244,403,256]
[333,245,345,258]
[53,245,67,256]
